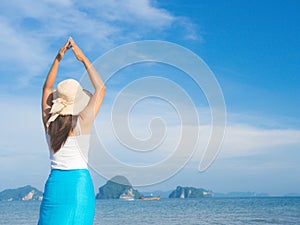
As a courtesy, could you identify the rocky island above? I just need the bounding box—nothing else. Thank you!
[96,175,142,200]
[169,186,213,198]
[0,185,43,201]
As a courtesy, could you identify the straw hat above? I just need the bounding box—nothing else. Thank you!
[46,79,90,127]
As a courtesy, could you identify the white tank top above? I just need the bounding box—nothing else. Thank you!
[46,134,90,170]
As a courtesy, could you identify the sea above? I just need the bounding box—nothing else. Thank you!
[0,197,299,225]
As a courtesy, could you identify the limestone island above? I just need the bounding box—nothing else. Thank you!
[96,175,142,200]
[169,186,214,198]
[0,185,43,201]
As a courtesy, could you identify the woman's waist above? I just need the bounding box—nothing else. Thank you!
[46,168,93,185]
[48,168,91,179]
[50,168,90,174]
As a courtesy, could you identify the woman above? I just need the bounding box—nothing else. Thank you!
[38,37,106,225]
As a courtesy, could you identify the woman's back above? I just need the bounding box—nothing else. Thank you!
[47,117,91,170]
[48,134,90,170]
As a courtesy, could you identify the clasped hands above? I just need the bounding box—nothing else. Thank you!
[57,37,86,62]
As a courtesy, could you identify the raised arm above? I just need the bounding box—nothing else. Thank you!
[41,38,72,128]
[69,38,106,127]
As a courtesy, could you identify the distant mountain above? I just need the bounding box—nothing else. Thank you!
[284,193,300,197]
[96,175,142,200]
[0,185,43,201]
[214,192,269,198]
[169,186,213,198]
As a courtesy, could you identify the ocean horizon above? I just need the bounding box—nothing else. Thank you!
[0,197,299,225]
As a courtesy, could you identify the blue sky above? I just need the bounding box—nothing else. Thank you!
[0,0,299,195]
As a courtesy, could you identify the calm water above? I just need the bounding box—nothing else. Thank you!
[0,198,299,225]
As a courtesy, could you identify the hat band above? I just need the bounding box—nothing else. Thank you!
[46,98,73,128]
[50,98,68,113]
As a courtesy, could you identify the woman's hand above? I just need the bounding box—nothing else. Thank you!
[70,38,87,62]
[56,37,72,61]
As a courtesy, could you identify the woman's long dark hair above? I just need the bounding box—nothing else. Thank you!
[48,115,78,153]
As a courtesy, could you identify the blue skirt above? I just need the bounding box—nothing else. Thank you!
[38,169,95,225]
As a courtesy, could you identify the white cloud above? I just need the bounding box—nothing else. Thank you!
[0,16,50,86]
[0,95,49,190]
[1,91,300,188]
[91,90,300,170]
[219,125,300,158]
[76,0,175,28]
[0,0,198,88]
[82,92,300,185]
[0,95,46,154]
